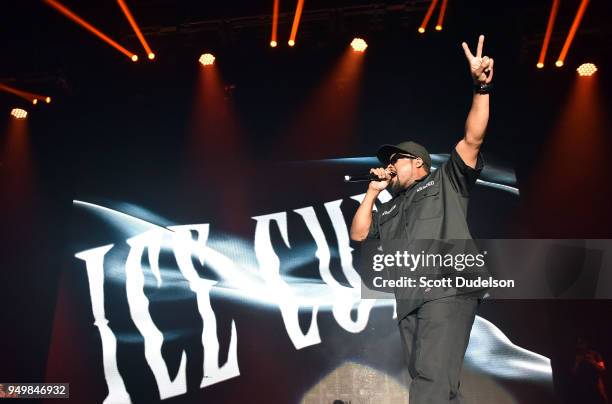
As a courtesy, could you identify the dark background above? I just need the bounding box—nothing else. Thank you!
[1,0,612,402]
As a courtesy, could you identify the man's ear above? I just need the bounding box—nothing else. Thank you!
[416,158,423,168]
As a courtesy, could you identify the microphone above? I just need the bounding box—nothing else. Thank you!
[344,173,395,183]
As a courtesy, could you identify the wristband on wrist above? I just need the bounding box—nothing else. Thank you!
[473,82,493,94]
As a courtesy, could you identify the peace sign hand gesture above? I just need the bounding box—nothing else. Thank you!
[462,35,494,85]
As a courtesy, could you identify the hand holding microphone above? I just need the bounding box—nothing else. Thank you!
[343,167,395,192]
[368,167,395,191]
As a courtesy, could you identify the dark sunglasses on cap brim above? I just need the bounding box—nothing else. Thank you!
[389,153,418,164]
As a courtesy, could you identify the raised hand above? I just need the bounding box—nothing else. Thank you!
[462,35,494,85]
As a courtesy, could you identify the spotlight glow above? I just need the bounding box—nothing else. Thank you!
[131,54,138,62]
[46,96,51,103]
[288,0,304,49]
[270,0,279,50]
[556,0,591,70]
[350,38,367,52]
[117,0,156,63]
[537,0,560,71]
[199,53,215,66]
[0,83,50,105]
[435,0,448,32]
[577,63,597,76]
[11,108,28,119]
[418,0,439,35]
[555,60,564,67]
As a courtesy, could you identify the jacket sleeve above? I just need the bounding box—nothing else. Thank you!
[442,148,484,196]
[366,210,380,240]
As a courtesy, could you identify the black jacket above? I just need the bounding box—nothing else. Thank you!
[366,148,486,319]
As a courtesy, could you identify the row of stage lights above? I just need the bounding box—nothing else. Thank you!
[197,37,367,68]
[200,40,601,76]
[3,0,601,120]
[413,0,594,71]
[5,0,152,120]
[2,81,53,120]
[37,0,596,68]
[6,57,599,122]
[6,37,367,121]
[270,36,368,51]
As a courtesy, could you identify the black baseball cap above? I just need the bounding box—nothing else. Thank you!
[376,141,432,168]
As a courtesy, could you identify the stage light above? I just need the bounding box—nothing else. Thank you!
[537,0,559,71]
[117,0,156,62]
[556,0,590,69]
[199,53,215,66]
[131,54,138,62]
[281,40,366,160]
[46,96,51,104]
[435,0,448,32]
[288,0,304,48]
[555,60,564,67]
[350,38,367,52]
[418,0,439,35]
[577,63,597,76]
[0,84,50,104]
[11,108,27,119]
[270,0,279,50]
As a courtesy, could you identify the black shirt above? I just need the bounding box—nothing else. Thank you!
[367,148,485,318]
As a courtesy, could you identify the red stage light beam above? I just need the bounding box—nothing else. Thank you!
[288,0,304,46]
[190,60,251,234]
[556,0,590,68]
[522,69,609,236]
[2,106,35,215]
[0,83,51,104]
[537,0,560,68]
[435,0,448,31]
[116,0,155,60]
[43,0,138,61]
[276,44,366,159]
[419,0,439,33]
[0,83,35,102]
[270,0,279,47]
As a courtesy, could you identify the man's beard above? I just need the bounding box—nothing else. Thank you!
[389,176,404,195]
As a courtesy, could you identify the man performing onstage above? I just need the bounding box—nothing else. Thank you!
[350,35,494,403]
